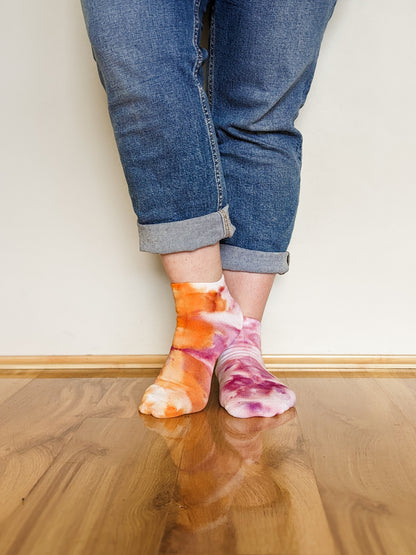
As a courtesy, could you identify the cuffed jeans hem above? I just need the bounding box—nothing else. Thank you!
[137,205,235,254]
[220,244,290,274]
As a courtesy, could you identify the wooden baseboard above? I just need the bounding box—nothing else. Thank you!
[0,354,415,378]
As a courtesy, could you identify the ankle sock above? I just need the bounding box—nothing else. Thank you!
[139,275,243,418]
[215,316,296,418]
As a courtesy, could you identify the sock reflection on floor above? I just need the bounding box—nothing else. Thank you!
[140,404,296,553]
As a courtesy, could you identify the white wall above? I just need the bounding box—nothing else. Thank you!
[1,0,415,356]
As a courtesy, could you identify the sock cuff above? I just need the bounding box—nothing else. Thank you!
[243,316,261,326]
[242,316,261,335]
[171,274,225,292]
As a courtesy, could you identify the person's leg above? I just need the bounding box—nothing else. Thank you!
[139,268,243,418]
[80,0,235,254]
[139,241,242,418]
[161,244,222,285]
[222,270,275,321]
[210,0,337,417]
[80,0,243,418]
[210,0,337,272]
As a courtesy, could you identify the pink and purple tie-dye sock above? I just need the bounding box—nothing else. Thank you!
[139,276,243,418]
[215,317,296,418]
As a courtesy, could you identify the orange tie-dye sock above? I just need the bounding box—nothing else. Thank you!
[139,275,243,418]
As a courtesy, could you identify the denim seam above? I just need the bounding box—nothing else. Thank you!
[192,0,223,211]
[207,2,216,111]
[218,207,231,236]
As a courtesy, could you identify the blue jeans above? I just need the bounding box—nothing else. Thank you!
[81,0,336,273]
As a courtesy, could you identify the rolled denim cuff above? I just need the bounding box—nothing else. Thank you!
[138,205,235,254]
[220,244,290,274]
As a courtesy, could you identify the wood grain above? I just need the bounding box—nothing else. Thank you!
[285,375,416,555]
[0,378,31,404]
[1,417,181,555]
[1,372,415,554]
[151,404,335,555]
[0,378,150,523]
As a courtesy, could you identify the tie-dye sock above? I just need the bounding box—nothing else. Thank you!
[139,276,243,418]
[215,317,296,418]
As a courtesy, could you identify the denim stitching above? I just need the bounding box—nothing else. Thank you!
[219,207,231,236]
[192,0,224,211]
[207,2,216,110]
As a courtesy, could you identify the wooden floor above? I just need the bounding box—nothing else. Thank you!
[1,371,416,555]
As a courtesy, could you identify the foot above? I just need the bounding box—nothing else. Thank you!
[139,276,243,418]
[215,317,296,418]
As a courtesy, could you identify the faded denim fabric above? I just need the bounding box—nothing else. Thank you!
[81,0,336,273]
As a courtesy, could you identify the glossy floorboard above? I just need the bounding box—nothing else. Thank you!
[0,372,415,555]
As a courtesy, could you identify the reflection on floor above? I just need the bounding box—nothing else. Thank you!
[0,371,415,554]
